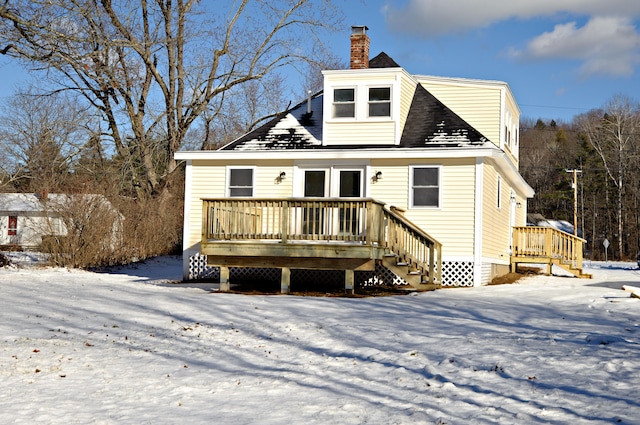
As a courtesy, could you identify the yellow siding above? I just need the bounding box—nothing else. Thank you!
[481,165,512,260]
[186,159,294,249]
[399,73,417,136]
[419,82,502,145]
[370,158,476,257]
[324,121,396,145]
[503,93,520,167]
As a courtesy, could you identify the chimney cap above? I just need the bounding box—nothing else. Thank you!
[351,25,368,35]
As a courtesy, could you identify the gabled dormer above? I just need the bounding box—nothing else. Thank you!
[322,26,417,146]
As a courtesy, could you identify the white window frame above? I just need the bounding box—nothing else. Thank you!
[332,87,356,119]
[409,165,441,209]
[367,86,392,118]
[226,166,255,197]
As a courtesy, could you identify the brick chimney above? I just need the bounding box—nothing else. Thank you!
[350,25,369,69]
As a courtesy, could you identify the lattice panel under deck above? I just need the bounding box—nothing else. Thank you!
[188,253,218,280]
[188,254,473,287]
[440,261,474,287]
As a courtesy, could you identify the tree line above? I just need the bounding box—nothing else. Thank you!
[520,94,640,261]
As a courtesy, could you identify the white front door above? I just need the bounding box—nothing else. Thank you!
[299,166,366,236]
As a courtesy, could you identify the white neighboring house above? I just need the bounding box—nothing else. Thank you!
[0,193,122,249]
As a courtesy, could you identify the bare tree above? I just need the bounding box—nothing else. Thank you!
[0,0,342,197]
[0,88,93,193]
[576,95,640,259]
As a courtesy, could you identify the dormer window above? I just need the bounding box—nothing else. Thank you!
[368,87,391,117]
[332,88,355,118]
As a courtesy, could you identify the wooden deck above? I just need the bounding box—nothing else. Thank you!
[511,226,591,278]
[200,198,442,293]
[198,199,591,294]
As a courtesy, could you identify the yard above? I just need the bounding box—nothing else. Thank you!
[0,254,638,424]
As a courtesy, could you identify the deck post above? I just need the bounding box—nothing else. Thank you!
[345,269,354,294]
[220,266,230,291]
[281,267,291,294]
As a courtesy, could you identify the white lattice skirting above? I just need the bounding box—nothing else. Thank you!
[440,261,474,287]
[188,254,475,287]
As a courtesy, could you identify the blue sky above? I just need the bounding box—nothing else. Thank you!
[1,0,639,123]
[332,0,640,122]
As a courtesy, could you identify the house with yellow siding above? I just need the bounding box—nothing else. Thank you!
[175,26,543,290]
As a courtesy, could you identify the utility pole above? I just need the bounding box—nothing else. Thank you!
[566,169,582,236]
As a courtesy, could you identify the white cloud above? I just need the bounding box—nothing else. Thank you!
[513,17,640,77]
[383,0,640,78]
[384,0,640,36]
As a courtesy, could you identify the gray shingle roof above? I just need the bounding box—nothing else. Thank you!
[222,94,323,150]
[399,84,488,147]
[220,53,490,151]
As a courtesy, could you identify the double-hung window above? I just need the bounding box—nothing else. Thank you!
[332,88,355,118]
[368,87,391,117]
[228,168,254,197]
[410,166,440,208]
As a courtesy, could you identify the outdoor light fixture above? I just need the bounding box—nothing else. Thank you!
[279,171,286,179]
[373,171,382,182]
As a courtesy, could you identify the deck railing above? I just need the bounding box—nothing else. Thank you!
[512,226,586,269]
[202,198,382,243]
[201,198,442,283]
[383,207,442,283]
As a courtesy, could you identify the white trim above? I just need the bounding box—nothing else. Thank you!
[330,86,357,120]
[366,85,392,119]
[294,162,368,198]
[226,165,256,197]
[182,159,193,280]
[474,158,484,287]
[408,164,442,209]
[323,75,401,127]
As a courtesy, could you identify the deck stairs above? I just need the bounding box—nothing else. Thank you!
[380,207,442,290]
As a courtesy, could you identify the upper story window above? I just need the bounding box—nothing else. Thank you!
[332,88,355,118]
[410,166,440,208]
[228,168,254,197]
[368,87,391,117]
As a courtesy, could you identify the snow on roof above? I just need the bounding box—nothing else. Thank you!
[0,193,113,214]
[222,94,323,151]
[0,193,49,213]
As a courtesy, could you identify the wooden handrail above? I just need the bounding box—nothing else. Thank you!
[202,198,385,244]
[512,226,586,269]
[382,207,442,284]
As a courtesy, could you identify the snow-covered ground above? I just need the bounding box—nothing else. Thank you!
[1,254,639,424]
